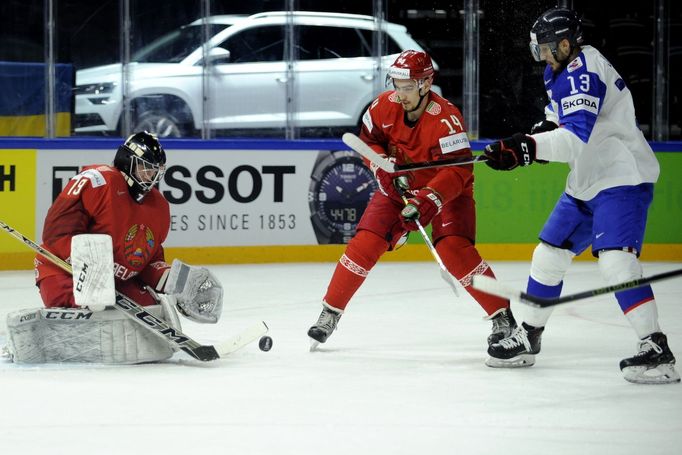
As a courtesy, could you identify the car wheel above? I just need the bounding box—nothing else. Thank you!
[133,110,184,138]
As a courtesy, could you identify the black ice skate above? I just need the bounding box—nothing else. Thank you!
[620,332,680,384]
[487,307,517,346]
[486,322,544,368]
[308,304,342,350]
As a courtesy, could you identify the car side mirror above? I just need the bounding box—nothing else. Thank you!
[204,47,231,65]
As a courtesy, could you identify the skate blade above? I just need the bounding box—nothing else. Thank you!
[485,354,535,368]
[309,338,321,352]
[622,364,681,384]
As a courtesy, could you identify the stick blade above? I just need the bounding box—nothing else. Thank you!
[342,132,396,172]
[214,321,269,357]
[471,275,522,301]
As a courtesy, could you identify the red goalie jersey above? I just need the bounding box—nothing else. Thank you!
[35,164,171,307]
[359,90,474,204]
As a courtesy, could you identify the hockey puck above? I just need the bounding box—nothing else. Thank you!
[259,335,273,352]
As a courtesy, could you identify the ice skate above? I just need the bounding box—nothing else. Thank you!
[620,332,680,384]
[486,307,517,346]
[486,322,544,368]
[308,303,342,350]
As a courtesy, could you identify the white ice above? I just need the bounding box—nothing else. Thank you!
[0,261,680,455]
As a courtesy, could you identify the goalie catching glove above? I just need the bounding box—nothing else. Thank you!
[484,133,537,171]
[165,259,223,323]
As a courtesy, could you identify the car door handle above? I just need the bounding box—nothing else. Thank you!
[361,74,374,81]
[276,77,288,83]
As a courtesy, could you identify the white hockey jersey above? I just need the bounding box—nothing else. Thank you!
[532,45,659,201]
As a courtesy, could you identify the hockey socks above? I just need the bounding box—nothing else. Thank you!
[436,235,508,315]
[523,276,563,328]
[323,230,388,311]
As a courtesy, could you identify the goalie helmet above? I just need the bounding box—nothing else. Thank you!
[114,131,167,203]
[386,50,434,82]
[529,8,583,62]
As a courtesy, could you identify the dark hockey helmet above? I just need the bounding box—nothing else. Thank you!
[386,50,435,87]
[114,131,167,203]
[529,8,583,62]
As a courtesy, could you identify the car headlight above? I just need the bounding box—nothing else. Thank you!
[74,82,116,95]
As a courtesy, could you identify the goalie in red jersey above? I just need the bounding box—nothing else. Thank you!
[35,131,174,309]
[307,50,516,355]
[8,132,223,364]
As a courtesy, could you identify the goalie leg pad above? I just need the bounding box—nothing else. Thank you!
[6,306,174,364]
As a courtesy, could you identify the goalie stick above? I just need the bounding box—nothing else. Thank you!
[472,268,682,308]
[342,132,487,173]
[0,220,268,361]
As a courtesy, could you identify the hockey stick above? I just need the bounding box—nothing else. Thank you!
[400,195,460,297]
[341,132,461,295]
[472,268,682,308]
[0,220,268,361]
[342,132,487,173]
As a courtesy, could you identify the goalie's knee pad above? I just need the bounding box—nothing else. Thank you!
[5,306,175,364]
[597,249,643,284]
[530,242,574,285]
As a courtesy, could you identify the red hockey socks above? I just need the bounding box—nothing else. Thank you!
[323,230,388,311]
[436,235,509,316]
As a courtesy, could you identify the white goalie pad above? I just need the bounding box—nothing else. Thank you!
[71,234,115,311]
[165,259,223,324]
[5,306,174,364]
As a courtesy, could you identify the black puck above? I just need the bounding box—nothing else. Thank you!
[259,335,273,352]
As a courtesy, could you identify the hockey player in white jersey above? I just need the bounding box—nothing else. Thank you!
[482,7,679,384]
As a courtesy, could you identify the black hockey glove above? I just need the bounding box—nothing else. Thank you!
[529,120,557,164]
[530,119,558,135]
[484,133,536,171]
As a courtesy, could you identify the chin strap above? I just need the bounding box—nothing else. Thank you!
[405,84,430,113]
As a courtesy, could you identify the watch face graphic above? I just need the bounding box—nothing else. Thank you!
[309,151,378,244]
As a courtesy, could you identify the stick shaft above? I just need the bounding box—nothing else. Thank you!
[473,268,682,308]
[342,132,486,172]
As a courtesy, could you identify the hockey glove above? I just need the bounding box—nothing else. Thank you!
[530,119,558,134]
[165,259,223,324]
[371,160,410,200]
[528,120,556,165]
[400,188,442,231]
[484,133,537,171]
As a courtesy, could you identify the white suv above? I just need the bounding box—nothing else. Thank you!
[74,11,439,137]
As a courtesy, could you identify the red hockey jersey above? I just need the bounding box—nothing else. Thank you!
[359,90,474,203]
[35,164,171,291]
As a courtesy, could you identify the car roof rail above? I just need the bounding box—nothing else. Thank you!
[247,11,376,22]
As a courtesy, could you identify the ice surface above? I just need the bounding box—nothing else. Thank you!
[0,261,680,454]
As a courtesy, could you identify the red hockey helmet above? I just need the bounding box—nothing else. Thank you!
[387,50,435,81]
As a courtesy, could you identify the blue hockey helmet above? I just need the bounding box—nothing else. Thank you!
[529,8,583,62]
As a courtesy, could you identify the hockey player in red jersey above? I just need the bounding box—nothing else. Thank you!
[308,50,515,353]
[35,131,172,308]
[4,131,224,363]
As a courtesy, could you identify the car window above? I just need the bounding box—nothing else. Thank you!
[357,29,403,56]
[296,25,370,60]
[133,24,228,63]
[295,25,403,60]
[220,25,285,63]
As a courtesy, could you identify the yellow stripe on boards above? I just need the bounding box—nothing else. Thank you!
[2,243,681,271]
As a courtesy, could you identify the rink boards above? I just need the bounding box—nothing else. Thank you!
[1,138,681,269]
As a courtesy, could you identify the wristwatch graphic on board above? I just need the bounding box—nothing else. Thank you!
[308,150,378,244]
